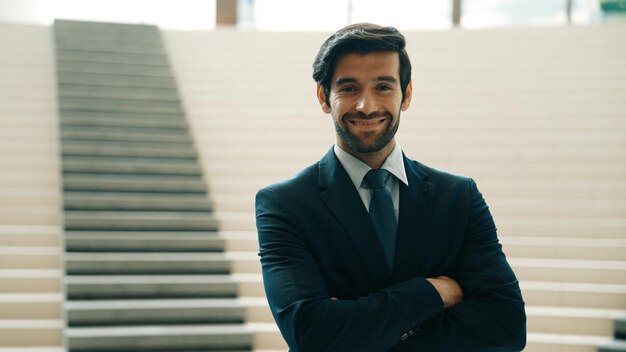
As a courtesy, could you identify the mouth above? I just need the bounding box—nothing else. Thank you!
[347,117,387,126]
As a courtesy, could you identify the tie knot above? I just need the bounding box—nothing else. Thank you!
[364,169,390,189]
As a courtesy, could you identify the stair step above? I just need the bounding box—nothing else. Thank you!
[0,230,59,247]
[65,275,239,299]
[62,141,196,159]
[0,269,62,293]
[65,231,225,252]
[58,71,176,90]
[497,216,626,238]
[521,281,626,310]
[66,324,252,351]
[61,115,187,130]
[525,332,613,352]
[599,340,626,352]
[63,174,207,193]
[510,258,626,285]
[0,293,63,319]
[0,349,65,352]
[61,142,198,160]
[64,211,218,231]
[56,36,166,56]
[63,158,202,176]
[62,124,190,138]
[55,20,159,36]
[55,31,158,47]
[527,306,626,337]
[0,246,61,269]
[490,198,626,218]
[59,84,180,101]
[65,252,231,275]
[64,192,212,211]
[501,236,626,261]
[66,298,246,326]
[223,232,260,252]
[209,194,254,212]
[246,322,287,350]
[0,320,64,347]
[57,49,170,66]
[226,252,261,274]
[60,96,183,114]
[0,225,61,237]
[58,56,170,74]
[61,127,193,144]
[60,109,185,121]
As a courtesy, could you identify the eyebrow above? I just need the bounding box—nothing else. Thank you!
[334,76,398,86]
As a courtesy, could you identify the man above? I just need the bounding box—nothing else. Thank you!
[255,23,526,351]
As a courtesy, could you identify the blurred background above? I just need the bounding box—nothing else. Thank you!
[1,0,626,30]
[0,0,625,351]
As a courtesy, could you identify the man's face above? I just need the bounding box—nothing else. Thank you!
[317,51,412,156]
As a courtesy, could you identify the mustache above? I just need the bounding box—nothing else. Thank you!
[343,112,392,120]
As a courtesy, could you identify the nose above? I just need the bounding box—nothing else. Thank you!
[355,91,379,115]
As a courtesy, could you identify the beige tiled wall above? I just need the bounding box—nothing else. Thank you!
[0,23,64,349]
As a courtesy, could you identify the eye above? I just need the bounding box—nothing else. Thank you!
[377,84,393,91]
[339,85,357,93]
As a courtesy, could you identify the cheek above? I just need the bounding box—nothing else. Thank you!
[330,100,346,117]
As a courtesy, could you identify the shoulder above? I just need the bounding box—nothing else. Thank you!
[407,158,472,185]
[404,157,483,202]
[255,161,324,220]
[257,162,320,198]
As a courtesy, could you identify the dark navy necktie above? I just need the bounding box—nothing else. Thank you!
[364,169,397,271]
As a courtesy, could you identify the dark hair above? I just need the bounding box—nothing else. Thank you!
[312,23,412,105]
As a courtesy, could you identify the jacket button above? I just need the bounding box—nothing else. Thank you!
[408,329,415,336]
[401,332,409,340]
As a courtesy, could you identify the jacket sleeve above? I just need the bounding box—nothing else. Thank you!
[256,187,444,352]
[390,178,527,352]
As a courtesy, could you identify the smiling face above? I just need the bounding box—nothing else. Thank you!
[317,51,412,164]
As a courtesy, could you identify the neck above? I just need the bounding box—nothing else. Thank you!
[340,140,396,169]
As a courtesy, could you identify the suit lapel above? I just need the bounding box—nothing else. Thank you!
[392,156,435,282]
[318,148,391,289]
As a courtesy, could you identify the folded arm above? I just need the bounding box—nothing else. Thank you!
[390,179,526,351]
[256,178,526,352]
[256,187,444,352]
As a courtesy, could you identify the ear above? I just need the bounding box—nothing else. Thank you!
[316,84,331,114]
[401,80,413,111]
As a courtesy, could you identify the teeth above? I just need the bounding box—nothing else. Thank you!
[350,119,382,126]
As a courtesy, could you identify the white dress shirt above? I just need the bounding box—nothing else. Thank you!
[333,143,409,221]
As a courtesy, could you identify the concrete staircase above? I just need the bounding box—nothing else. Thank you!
[164,24,626,351]
[55,20,253,351]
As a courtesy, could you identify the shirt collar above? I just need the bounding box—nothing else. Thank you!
[333,143,409,189]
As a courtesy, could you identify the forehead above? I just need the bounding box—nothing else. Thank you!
[332,51,400,84]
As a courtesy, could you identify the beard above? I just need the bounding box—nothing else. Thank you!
[333,111,400,154]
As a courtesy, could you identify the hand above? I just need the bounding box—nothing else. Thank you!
[426,276,463,308]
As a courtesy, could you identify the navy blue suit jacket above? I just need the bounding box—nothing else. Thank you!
[256,148,526,351]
